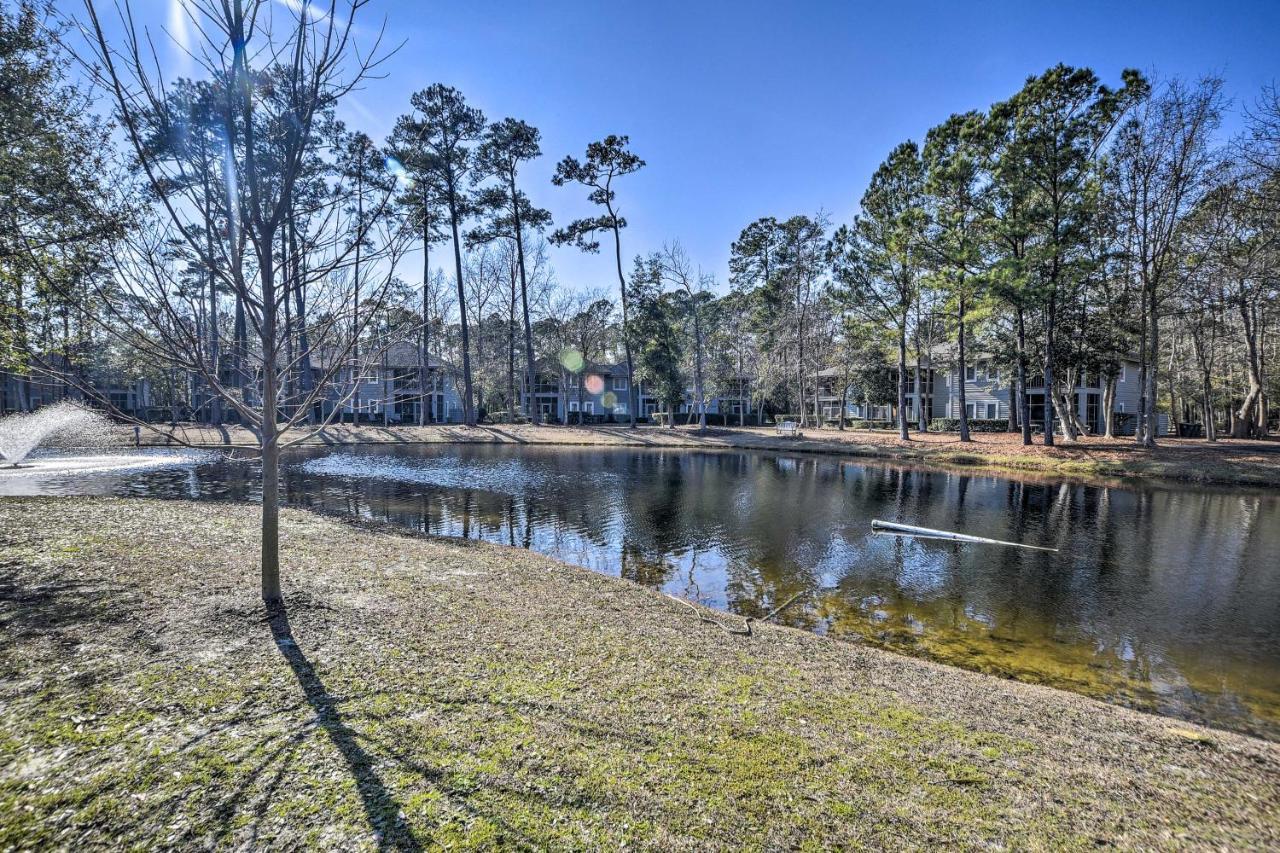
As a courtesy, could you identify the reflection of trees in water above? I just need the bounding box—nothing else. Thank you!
[115,445,1280,735]
[618,542,673,588]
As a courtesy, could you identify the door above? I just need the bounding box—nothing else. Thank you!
[1086,393,1101,435]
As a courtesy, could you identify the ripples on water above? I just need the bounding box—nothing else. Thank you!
[5,443,1279,739]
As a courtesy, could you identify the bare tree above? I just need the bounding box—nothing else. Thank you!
[1110,76,1224,445]
[82,0,410,605]
[654,243,716,431]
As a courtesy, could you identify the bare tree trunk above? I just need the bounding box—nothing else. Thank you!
[1258,303,1269,436]
[234,293,247,410]
[419,207,432,426]
[1043,292,1057,447]
[1141,292,1159,447]
[914,359,925,433]
[577,371,585,426]
[260,263,282,606]
[1136,312,1157,445]
[206,204,222,425]
[957,296,970,442]
[352,167,363,425]
[1016,307,1031,445]
[1233,294,1264,438]
[607,212,636,427]
[838,375,848,431]
[1008,379,1019,433]
[449,194,475,425]
[288,216,312,424]
[509,182,539,425]
[1103,373,1117,438]
[1201,370,1216,441]
[558,371,568,425]
[896,324,909,441]
[381,345,389,427]
[507,259,516,423]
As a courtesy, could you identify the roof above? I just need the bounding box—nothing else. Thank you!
[535,358,631,377]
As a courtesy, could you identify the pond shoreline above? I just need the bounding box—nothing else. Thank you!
[118,421,1280,488]
[2,496,1277,848]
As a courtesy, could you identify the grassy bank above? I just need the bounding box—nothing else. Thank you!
[2,498,1277,849]
[123,422,1280,487]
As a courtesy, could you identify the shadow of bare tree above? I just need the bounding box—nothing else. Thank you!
[268,605,422,851]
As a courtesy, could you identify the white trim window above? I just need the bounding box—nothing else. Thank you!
[965,365,976,382]
[612,377,628,391]
[568,401,580,412]
[1117,402,1125,413]
[965,402,976,419]
[583,401,595,415]
[1119,364,1126,382]
[986,403,997,419]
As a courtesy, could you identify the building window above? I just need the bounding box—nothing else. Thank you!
[1117,403,1125,413]
[569,401,579,412]
[1118,364,1126,382]
[615,403,628,415]
[965,402,976,419]
[583,401,595,414]
[986,403,997,419]
[612,377,628,391]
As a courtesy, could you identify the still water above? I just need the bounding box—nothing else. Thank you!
[9,444,1280,738]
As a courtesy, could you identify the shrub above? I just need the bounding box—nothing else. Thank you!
[844,419,896,430]
[653,411,761,427]
[1112,412,1137,435]
[929,418,1010,433]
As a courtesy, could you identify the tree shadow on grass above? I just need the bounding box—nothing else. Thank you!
[267,605,422,851]
[476,426,529,445]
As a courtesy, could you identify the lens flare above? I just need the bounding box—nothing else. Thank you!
[168,0,193,76]
[602,391,618,409]
[276,0,328,22]
[585,374,604,395]
[385,156,414,189]
[559,349,584,373]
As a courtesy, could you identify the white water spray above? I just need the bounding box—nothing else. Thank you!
[0,401,115,467]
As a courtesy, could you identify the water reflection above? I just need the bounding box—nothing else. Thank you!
[11,444,1280,738]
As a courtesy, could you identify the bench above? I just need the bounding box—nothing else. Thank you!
[775,420,802,439]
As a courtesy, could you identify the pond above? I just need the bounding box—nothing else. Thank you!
[8,443,1280,739]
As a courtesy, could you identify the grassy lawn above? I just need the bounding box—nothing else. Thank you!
[2,497,1277,849]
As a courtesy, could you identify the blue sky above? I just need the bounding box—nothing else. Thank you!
[90,0,1280,293]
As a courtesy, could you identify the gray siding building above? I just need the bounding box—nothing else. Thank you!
[817,353,1157,435]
